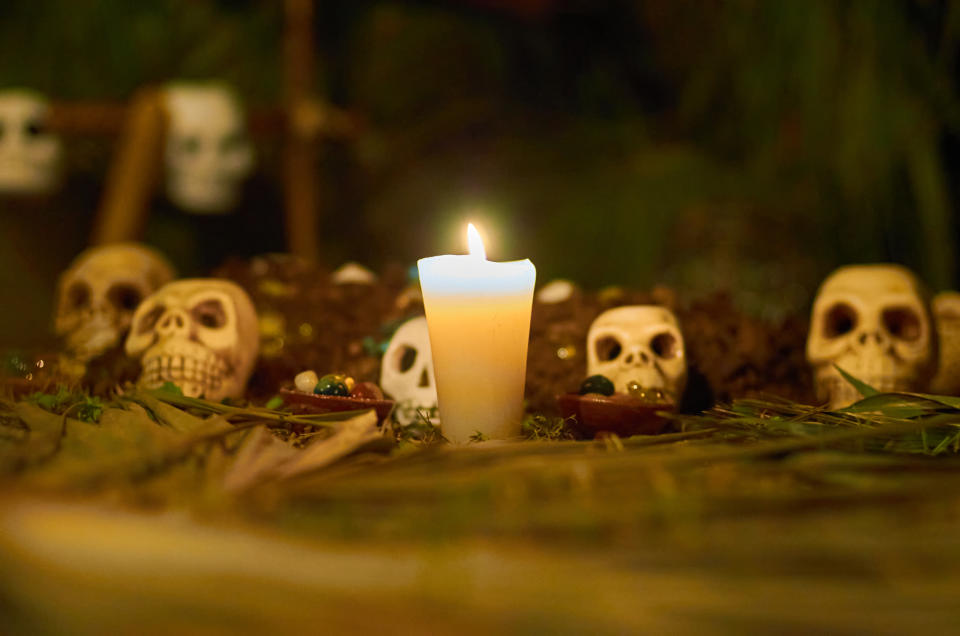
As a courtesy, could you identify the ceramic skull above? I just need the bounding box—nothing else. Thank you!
[587,305,687,399]
[807,264,936,408]
[162,83,254,214]
[125,279,258,401]
[0,89,61,194]
[54,243,176,363]
[380,316,438,424]
[928,292,960,395]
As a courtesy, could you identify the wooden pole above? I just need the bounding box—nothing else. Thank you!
[89,87,165,245]
[283,0,321,261]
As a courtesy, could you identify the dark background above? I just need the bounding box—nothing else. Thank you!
[2,0,959,347]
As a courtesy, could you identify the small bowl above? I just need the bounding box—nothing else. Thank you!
[280,388,395,425]
[557,393,674,438]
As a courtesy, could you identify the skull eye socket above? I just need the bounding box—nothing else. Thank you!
[25,118,46,137]
[594,335,622,362]
[883,306,922,341]
[191,300,227,329]
[137,305,165,334]
[651,332,679,359]
[393,346,418,373]
[179,135,201,155]
[823,303,858,338]
[220,131,246,153]
[107,284,142,312]
[66,282,90,309]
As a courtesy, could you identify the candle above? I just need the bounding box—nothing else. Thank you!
[418,223,536,442]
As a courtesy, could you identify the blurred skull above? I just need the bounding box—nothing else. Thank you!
[125,279,259,401]
[54,243,175,363]
[587,305,687,400]
[380,316,437,424]
[929,291,960,395]
[0,89,61,194]
[162,83,254,213]
[807,264,936,408]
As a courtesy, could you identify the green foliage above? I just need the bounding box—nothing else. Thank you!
[522,414,576,441]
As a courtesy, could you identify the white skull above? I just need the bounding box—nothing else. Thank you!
[380,316,438,424]
[928,292,960,395]
[162,83,254,214]
[587,305,687,399]
[125,279,259,401]
[54,243,176,362]
[807,264,936,408]
[0,90,61,195]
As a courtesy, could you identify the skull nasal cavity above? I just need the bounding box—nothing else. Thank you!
[595,336,622,362]
[418,369,431,388]
[160,312,185,329]
[625,351,649,365]
[824,303,858,339]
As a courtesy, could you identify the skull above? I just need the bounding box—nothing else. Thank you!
[162,83,254,214]
[807,264,936,408]
[54,243,176,363]
[0,89,61,195]
[380,316,438,424]
[928,292,960,395]
[587,305,687,400]
[125,279,259,401]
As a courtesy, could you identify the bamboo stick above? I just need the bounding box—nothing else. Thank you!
[282,0,321,261]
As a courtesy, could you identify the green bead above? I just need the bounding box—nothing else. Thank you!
[315,374,350,396]
[579,374,615,397]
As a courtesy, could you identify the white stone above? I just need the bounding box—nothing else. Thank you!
[54,243,175,363]
[125,279,259,401]
[587,305,687,400]
[380,316,437,424]
[294,370,319,393]
[807,264,936,408]
[536,279,576,304]
[0,89,61,195]
[162,83,254,214]
[331,262,377,285]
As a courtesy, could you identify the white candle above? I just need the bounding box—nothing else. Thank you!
[417,223,536,442]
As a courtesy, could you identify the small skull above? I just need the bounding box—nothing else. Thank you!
[0,89,61,195]
[380,316,437,424]
[587,306,687,400]
[807,264,936,408]
[54,243,176,363]
[928,292,960,395]
[162,83,254,214]
[125,279,259,401]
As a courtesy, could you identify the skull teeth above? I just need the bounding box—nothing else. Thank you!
[140,354,228,396]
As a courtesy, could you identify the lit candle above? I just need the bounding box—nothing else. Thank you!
[418,223,536,442]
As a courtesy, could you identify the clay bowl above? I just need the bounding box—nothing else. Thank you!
[280,388,395,425]
[557,393,674,439]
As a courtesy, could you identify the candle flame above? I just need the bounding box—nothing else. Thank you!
[467,223,487,260]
